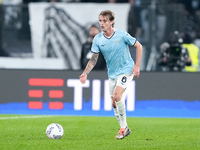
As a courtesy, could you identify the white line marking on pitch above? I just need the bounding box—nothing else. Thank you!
[0,115,56,120]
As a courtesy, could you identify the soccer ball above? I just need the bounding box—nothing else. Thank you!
[46,123,64,139]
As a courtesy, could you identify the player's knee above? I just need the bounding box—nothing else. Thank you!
[113,92,121,102]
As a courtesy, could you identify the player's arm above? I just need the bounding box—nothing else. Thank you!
[131,41,143,78]
[79,53,99,84]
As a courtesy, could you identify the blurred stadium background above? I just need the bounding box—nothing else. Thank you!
[0,0,199,118]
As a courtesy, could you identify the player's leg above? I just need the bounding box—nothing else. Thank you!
[112,86,127,139]
[111,97,122,138]
[113,74,133,139]
[109,79,121,126]
[114,86,131,139]
[112,97,121,126]
[113,86,127,128]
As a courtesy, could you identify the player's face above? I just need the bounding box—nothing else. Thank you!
[99,15,113,32]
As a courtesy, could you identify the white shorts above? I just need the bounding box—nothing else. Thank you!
[109,74,134,97]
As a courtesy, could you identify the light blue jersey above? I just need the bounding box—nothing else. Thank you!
[91,29,136,79]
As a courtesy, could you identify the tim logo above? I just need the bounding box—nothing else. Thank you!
[28,78,64,110]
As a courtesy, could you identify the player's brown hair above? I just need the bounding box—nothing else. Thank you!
[99,10,115,27]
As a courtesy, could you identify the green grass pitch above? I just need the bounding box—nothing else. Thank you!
[0,115,199,150]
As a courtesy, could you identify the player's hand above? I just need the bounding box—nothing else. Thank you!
[131,65,140,78]
[79,72,87,84]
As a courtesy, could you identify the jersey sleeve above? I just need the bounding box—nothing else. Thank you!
[91,36,100,53]
[123,31,136,46]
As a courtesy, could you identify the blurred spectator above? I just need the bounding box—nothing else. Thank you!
[158,31,191,71]
[179,0,200,45]
[156,0,168,47]
[108,0,116,3]
[0,4,9,56]
[53,0,80,2]
[107,0,128,2]
[80,0,128,2]
[1,0,22,4]
[80,0,107,2]
[47,0,61,2]
[127,0,142,62]
[127,0,142,40]
[182,32,200,72]
[179,0,200,21]
[0,0,20,56]
[23,0,46,2]
[80,24,106,70]
[163,0,186,42]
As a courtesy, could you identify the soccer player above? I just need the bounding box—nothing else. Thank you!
[79,10,143,139]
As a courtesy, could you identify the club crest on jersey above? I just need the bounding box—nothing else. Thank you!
[114,40,120,45]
